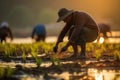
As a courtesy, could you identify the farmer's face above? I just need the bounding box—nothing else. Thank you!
[63,15,71,22]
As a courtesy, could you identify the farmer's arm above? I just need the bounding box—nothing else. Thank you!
[53,23,71,53]
[31,28,36,38]
[60,25,84,52]
[60,13,86,52]
[55,23,71,45]
[8,28,13,40]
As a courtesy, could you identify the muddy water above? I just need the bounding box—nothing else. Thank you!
[1,31,120,80]
[17,70,120,80]
[88,68,120,80]
[0,60,120,80]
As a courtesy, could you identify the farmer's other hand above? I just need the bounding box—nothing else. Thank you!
[60,46,68,53]
[53,45,58,53]
[10,37,13,41]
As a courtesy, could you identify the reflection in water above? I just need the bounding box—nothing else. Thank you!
[19,69,120,80]
[4,31,120,44]
[88,68,120,80]
[0,62,120,80]
[17,68,120,80]
[99,37,104,44]
[9,36,120,44]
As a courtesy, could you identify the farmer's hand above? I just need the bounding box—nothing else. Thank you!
[11,37,13,41]
[53,45,58,53]
[60,46,68,53]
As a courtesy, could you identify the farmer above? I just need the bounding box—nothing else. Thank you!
[0,22,13,43]
[53,8,99,58]
[31,24,46,42]
[97,23,112,42]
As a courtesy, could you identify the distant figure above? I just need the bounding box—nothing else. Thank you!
[53,8,99,58]
[31,24,46,42]
[97,23,112,42]
[0,22,13,43]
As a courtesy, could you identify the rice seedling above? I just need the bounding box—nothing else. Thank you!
[6,66,14,77]
[22,51,26,62]
[114,50,120,61]
[0,67,5,78]
[50,57,61,66]
[0,66,14,78]
[35,57,42,68]
[94,49,101,60]
[30,46,38,59]
[4,45,11,61]
[50,57,56,66]
[86,43,95,53]
[39,42,54,54]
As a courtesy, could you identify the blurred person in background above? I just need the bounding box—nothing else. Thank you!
[97,23,112,42]
[53,8,99,58]
[31,24,46,42]
[0,22,13,43]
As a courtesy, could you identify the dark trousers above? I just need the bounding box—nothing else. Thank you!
[68,27,98,55]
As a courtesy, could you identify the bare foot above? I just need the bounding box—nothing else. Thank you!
[79,54,86,59]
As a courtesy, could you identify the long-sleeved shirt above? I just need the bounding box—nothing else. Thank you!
[0,27,13,40]
[57,11,99,43]
[31,24,46,38]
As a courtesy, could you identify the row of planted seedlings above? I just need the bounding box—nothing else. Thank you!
[0,42,61,66]
[0,42,120,65]
[0,42,120,78]
[86,43,120,60]
[0,42,61,79]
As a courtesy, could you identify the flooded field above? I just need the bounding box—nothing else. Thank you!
[0,58,120,80]
[7,31,120,44]
[0,31,120,80]
[10,36,120,44]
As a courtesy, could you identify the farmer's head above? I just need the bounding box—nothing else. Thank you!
[57,8,74,22]
[1,22,9,27]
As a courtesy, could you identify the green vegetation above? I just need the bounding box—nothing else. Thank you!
[114,50,120,61]
[0,42,120,63]
[50,57,61,66]
[0,42,120,79]
[0,66,14,78]
[35,57,42,68]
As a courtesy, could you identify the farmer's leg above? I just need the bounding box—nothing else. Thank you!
[97,35,100,42]
[38,35,45,42]
[68,27,79,55]
[80,41,86,57]
[71,43,78,56]
[68,27,74,39]
[76,29,86,57]
[36,35,40,42]
[0,38,2,43]
[78,34,86,57]
[41,35,46,41]
[103,32,109,42]
[103,32,108,39]
[1,37,5,43]
[77,27,98,58]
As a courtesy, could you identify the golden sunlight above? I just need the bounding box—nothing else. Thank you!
[99,37,104,44]
[73,0,116,22]
[94,70,103,80]
[88,69,120,80]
